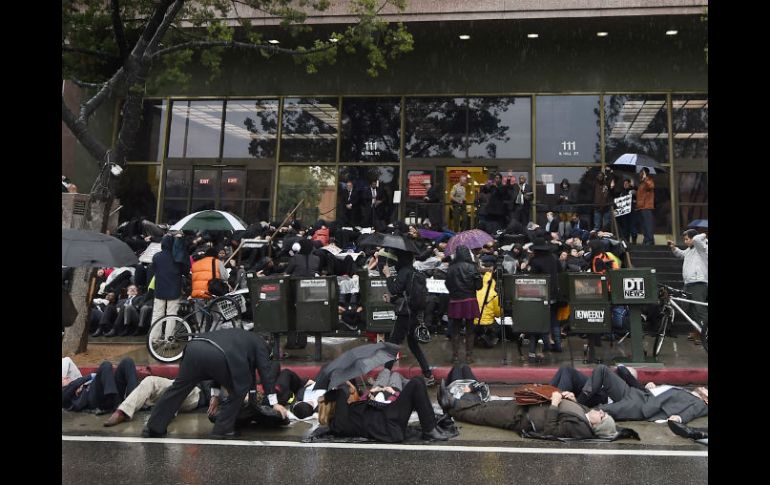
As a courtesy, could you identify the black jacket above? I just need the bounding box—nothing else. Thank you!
[527,250,560,301]
[151,236,184,300]
[445,246,482,300]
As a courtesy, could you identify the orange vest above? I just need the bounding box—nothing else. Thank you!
[191,256,220,299]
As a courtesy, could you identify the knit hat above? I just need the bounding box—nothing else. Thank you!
[592,414,617,438]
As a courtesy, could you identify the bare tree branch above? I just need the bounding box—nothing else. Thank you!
[62,97,109,162]
[110,0,130,61]
[79,67,126,122]
[145,0,185,57]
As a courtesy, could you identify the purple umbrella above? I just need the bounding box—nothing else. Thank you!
[418,228,455,242]
[445,229,494,256]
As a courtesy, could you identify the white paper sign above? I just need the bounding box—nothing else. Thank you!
[546,183,555,195]
[426,278,449,294]
[393,190,402,204]
[372,310,396,320]
[614,194,632,217]
[139,242,162,263]
[300,279,327,288]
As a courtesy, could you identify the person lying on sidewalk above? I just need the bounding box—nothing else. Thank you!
[103,377,215,427]
[549,363,645,408]
[580,364,708,424]
[62,358,138,413]
[437,379,617,440]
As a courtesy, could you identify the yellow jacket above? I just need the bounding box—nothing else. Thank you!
[475,271,501,325]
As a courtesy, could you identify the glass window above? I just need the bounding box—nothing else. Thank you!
[115,165,161,222]
[338,166,400,226]
[534,166,597,220]
[277,166,337,223]
[163,169,191,199]
[246,169,272,200]
[167,100,223,158]
[467,97,531,159]
[340,98,400,163]
[280,98,339,163]
[679,206,708,235]
[672,95,708,160]
[192,168,218,199]
[220,169,246,201]
[126,100,167,162]
[405,97,467,158]
[536,95,601,164]
[222,99,279,159]
[678,172,708,204]
[605,94,669,166]
[163,199,188,225]
[245,200,271,224]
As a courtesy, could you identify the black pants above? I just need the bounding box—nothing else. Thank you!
[146,340,238,436]
[447,364,477,384]
[385,313,431,377]
[382,379,436,432]
[683,282,708,326]
[88,358,138,411]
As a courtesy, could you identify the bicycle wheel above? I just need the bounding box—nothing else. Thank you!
[652,310,671,358]
[147,315,193,363]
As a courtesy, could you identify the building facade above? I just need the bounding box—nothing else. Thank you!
[72,1,708,240]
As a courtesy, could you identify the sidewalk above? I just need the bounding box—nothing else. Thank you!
[73,331,708,385]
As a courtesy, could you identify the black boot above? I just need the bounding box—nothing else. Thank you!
[422,427,449,441]
[668,420,708,440]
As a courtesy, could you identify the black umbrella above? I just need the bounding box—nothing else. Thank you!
[358,233,420,254]
[62,229,139,267]
[687,219,708,229]
[315,342,401,390]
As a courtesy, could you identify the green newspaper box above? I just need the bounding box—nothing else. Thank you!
[247,275,292,333]
[510,274,551,333]
[559,272,611,334]
[608,268,658,305]
[294,277,338,332]
[360,275,396,333]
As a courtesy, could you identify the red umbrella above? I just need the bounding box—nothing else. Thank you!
[445,229,494,256]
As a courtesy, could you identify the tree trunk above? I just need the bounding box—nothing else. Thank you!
[61,196,120,356]
[62,267,96,356]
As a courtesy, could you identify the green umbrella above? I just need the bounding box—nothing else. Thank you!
[169,210,247,232]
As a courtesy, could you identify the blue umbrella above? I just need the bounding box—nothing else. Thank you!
[687,219,708,229]
[611,153,666,174]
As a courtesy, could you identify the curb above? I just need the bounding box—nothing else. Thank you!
[79,364,708,386]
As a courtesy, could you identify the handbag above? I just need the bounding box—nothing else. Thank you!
[513,384,560,405]
[207,258,229,297]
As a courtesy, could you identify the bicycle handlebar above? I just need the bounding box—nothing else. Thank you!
[657,283,690,298]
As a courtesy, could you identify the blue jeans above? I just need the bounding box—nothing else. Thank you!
[639,209,654,245]
[593,209,611,231]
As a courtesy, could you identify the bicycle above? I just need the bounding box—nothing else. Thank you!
[146,289,250,363]
[650,283,708,358]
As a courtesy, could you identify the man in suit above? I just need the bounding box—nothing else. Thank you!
[513,175,533,226]
[338,180,359,226]
[143,328,285,439]
[361,179,384,228]
[62,358,138,413]
[438,380,617,439]
[580,364,708,424]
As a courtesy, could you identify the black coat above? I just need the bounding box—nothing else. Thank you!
[446,246,482,300]
[527,251,560,301]
[151,236,184,300]
[328,386,407,443]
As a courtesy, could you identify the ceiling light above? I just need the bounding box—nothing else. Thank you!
[268,39,280,44]
[666,30,678,36]
[527,33,539,39]
[459,34,470,40]
[596,32,608,37]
